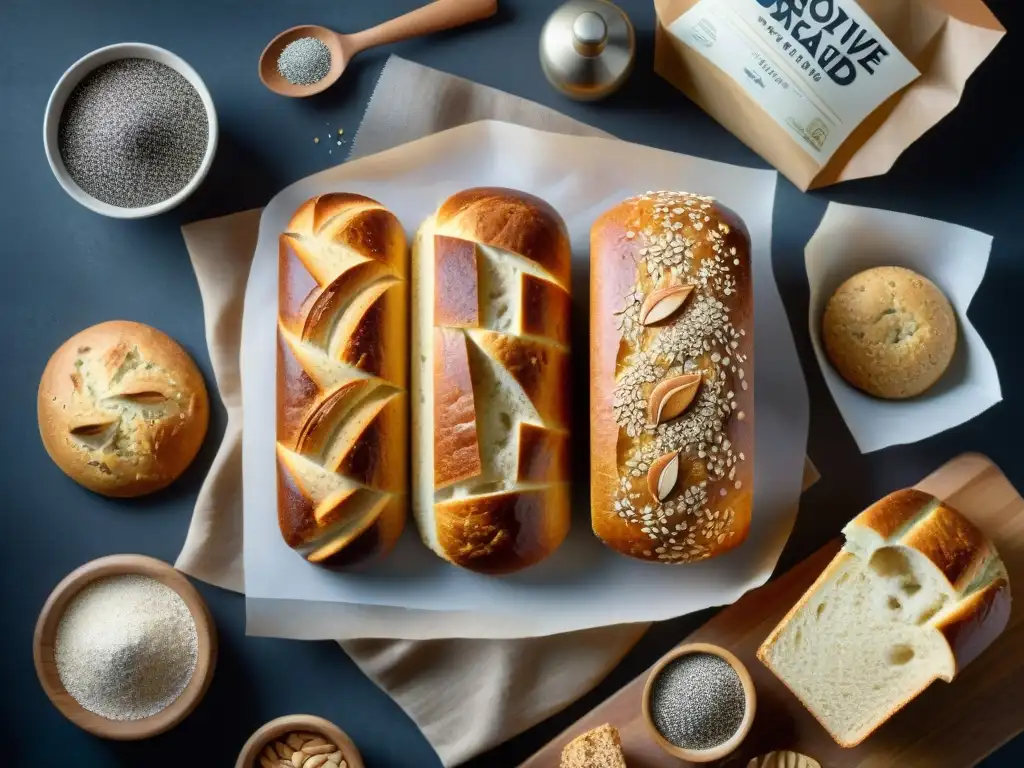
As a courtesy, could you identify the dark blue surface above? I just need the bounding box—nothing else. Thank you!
[1,0,1021,765]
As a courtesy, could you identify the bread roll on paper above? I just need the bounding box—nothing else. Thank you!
[276,193,408,567]
[412,188,572,574]
[590,192,753,563]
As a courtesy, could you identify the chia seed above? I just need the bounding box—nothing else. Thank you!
[58,58,209,208]
[277,37,332,86]
[648,652,746,751]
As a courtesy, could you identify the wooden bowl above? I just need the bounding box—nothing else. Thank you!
[641,642,757,763]
[235,715,365,768]
[33,554,217,740]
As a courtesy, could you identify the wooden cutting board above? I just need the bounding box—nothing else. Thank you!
[522,453,1024,768]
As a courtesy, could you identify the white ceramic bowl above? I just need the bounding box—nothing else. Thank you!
[43,42,218,219]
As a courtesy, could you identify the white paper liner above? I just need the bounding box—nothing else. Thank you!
[806,202,1000,454]
[242,120,809,640]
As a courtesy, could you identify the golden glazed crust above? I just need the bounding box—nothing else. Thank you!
[590,192,754,563]
[37,320,209,497]
[276,193,408,567]
[822,266,957,399]
[434,187,572,289]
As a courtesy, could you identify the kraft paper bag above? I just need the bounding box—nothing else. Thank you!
[653,0,1005,190]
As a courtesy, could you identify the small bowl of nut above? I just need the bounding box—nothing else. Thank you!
[235,715,363,768]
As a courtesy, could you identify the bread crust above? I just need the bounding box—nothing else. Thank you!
[590,192,753,563]
[276,193,408,567]
[757,488,1011,747]
[433,486,570,575]
[37,320,209,497]
[434,187,571,288]
[414,188,572,573]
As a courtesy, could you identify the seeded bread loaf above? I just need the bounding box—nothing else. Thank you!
[590,192,753,563]
[38,320,209,497]
[411,187,571,574]
[277,193,408,567]
[757,488,1011,747]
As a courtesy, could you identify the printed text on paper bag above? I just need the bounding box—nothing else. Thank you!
[669,0,920,162]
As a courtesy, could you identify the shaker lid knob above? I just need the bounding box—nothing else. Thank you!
[572,11,607,56]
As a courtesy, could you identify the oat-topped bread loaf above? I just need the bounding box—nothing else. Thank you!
[38,320,209,497]
[277,193,408,567]
[590,192,753,563]
[412,188,571,574]
[560,724,627,768]
[758,489,1011,747]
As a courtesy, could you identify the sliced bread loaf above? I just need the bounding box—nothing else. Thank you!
[758,488,1010,747]
[560,724,627,768]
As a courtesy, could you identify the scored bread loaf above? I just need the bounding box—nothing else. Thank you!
[590,192,753,563]
[411,187,572,574]
[758,488,1011,747]
[277,193,408,567]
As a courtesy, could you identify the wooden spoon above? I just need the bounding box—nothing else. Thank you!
[259,0,498,98]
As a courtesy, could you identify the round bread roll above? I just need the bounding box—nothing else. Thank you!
[38,320,209,497]
[822,266,957,399]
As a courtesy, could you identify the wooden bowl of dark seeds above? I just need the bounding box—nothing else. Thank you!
[642,642,757,763]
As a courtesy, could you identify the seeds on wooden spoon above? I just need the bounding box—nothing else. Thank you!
[648,373,702,426]
[647,450,681,503]
[639,284,694,325]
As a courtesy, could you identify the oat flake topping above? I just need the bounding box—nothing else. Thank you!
[611,191,748,563]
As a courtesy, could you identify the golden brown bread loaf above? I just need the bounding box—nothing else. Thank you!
[822,266,957,399]
[277,193,408,567]
[411,188,572,574]
[590,192,753,563]
[38,320,209,497]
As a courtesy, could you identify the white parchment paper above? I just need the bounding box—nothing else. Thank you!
[806,202,1001,454]
[242,120,809,640]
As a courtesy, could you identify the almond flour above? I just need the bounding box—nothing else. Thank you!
[54,574,198,721]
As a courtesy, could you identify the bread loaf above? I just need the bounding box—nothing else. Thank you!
[411,188,572,574]
[560,724,627,768]
[38,320,209,497]
[758,488,1011,747]
[590,192,753,563]
[277,193,408,567]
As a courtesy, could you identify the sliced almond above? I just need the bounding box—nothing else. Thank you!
[304,757,330,768]
[286,734,306,751]
[648,373,702,425]
[639,283,694,325]
[302,738,329,749]
[302,744,335,756]
[647,450,681,503]
[291,751,307,767]
[259,754,277,768]
[326,752,343,765]
[747,751,821,768]
[275,742,294,759]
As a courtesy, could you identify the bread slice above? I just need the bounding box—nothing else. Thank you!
[758,489,1010,748]
[560,724,627,768]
